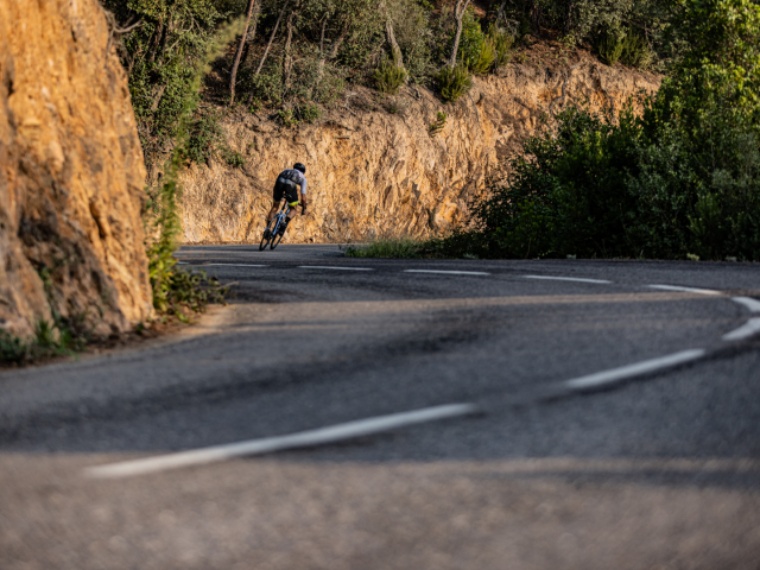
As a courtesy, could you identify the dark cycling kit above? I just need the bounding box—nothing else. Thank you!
[273,168,307,207]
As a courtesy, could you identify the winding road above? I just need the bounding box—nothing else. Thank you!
[2,244,759,569]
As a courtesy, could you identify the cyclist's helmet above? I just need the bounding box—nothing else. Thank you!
[293,162,306,174]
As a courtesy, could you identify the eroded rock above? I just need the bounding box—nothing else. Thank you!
[0,0,153,339]
[179,49,660,245]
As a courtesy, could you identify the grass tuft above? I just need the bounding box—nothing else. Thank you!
[344,239,427,259]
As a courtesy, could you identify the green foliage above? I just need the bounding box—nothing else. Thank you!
[185,112,222,165]
[295,103,322,123]
[373,60,408,94]
[488,25,515,69]
[596,29,625,66]
[345,238,427,258]
[103,0,234,167]
[158,268,228,322]
[0,317,90,366]
[221,147,246,168]
[473,107,642,258]
[454,0,760,261]
[0,330,27,365]
[429,111,447,136]
[436,64,472,102]
[458,9,494,74]
[276,108,299,127]
[620,32,653,68]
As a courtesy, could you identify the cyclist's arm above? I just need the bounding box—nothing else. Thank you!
[299,178,308,208]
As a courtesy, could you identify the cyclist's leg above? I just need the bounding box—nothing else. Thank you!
[284,183,300,222]
[268,180,287,225]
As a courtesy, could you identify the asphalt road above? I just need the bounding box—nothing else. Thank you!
[1,244,759,569]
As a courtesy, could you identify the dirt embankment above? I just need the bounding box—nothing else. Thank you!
[0,0,153,339]
[179,45,660,245]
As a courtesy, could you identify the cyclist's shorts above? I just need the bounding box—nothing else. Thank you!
[273,177,299,207]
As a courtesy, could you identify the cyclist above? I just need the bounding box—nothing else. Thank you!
[264,162,308,239]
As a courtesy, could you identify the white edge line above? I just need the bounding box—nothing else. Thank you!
[84,404,477,479]
[523,275,611,284]
[203,263,269,268]
[722,318,760,341]
[648,284,722,296]
[298,266,374,271]
[732,296,760,313]
[404,269,491,276]
[565,349,706,391]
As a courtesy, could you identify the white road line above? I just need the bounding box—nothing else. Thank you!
[404,269,491,276]
[723,318,760,341]
[732,296,760,313]
[647,284,722,296]
[84,404,477,479]
[203,263,269,268]
[523,275,611,284]
[564,349,706,391]
[299,266,374,271]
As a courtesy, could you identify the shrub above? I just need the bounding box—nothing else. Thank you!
[429,111,447,136]
[295,103,322,123]
[436,65,472,102]
[596,29,625,66]
[468,38,497,75]
[488,25,514,69]
[620,33,652,68]
[473,107,643,259]
[185,112,222,165]
[221,147,246,168]
[373,60,408,94]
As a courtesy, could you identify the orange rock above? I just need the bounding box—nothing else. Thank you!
[0,0,153,339]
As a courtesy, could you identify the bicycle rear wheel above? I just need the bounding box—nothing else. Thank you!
[258,229,271,251]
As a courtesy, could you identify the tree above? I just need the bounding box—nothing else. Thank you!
[449,0,473,67]
[229,0,259,105]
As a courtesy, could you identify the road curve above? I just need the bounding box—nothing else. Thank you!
[1,245,759,570]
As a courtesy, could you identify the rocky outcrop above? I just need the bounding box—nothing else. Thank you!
[0,0,153,339]
[179,47,660,244]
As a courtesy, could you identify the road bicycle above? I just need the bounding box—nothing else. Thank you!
[258,203,304,250]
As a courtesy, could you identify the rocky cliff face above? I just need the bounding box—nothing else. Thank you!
[180,47,660,244]
[0,0,153,339]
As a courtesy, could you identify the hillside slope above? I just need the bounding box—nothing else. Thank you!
[179,47,660,244]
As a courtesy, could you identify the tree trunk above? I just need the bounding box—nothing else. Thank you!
[384,4,404,68]
[229,0,257,106]
[449,0,472,68]
[255,4,287,76]
[282,9,296,98]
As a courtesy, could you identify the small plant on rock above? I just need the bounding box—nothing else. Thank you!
[436,64,472,102]
[373,59,408,95]
[429,111,447,136]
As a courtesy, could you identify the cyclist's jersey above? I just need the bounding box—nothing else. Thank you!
[277,168,307,196]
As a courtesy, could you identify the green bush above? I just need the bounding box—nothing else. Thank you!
[436,65,472,102]
[462,0,760,263]
[185,112,222,165]
[620,33,653,68]
[488,25,514,69]
[221,147,246,168]
[596,30,625,66]
[373,60,408,94]
[469,39,497,75]
[295,103,322,123]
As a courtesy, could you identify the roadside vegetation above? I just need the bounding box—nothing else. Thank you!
[349,0,760,263]
[98,0,758,295]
